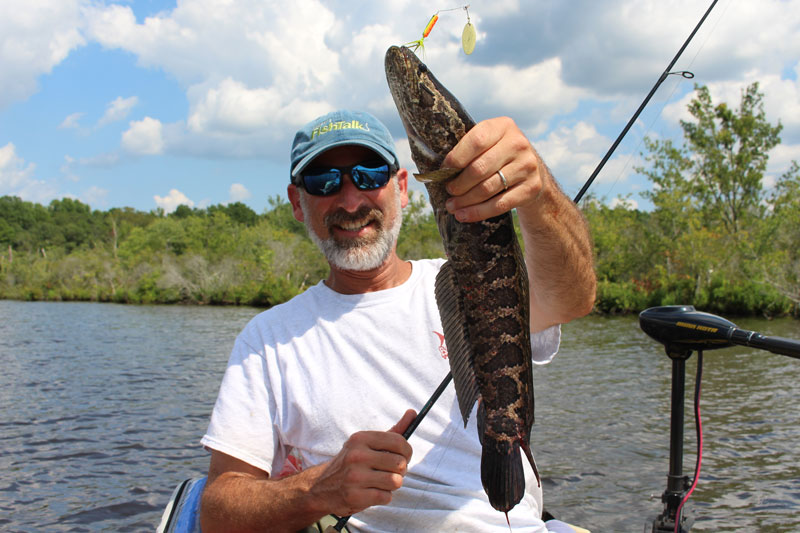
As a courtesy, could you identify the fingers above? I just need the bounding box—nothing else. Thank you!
[389,408,417,435]
[443,116,512,173]
[316,423,414,516]
[345,430,412,469]
[441,117,544,223]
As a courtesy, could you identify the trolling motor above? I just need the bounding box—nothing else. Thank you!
[640,305,800,360]
[639,305,800,533]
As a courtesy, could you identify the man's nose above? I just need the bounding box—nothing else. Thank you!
[336,173,366,211]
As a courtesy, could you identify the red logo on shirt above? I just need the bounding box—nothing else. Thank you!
[433,331,448,359]
[277,451,302,478]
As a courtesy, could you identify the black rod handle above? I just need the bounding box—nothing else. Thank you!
[331,372,454,531]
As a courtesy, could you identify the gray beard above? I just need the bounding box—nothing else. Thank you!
[299,181,403,271]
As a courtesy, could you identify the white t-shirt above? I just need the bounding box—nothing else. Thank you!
[202,258,561,532]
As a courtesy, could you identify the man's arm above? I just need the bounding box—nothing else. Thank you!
[200,410,416,533]
[442,116,596,332]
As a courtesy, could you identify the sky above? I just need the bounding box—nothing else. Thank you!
[1,0,799,214]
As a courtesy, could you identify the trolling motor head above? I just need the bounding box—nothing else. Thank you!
[639,305,737,358]
[640,305,800,360]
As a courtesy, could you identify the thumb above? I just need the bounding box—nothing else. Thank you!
[389,409,417,436]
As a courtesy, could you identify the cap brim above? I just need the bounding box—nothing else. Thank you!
[291,140,397,178]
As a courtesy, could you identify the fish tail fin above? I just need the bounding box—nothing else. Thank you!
[480,440,525,513]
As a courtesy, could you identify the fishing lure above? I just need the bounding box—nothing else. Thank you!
[462,7,476,54]
[404,5,476,56]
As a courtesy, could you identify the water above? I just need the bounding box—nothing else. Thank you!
[0,301,798,532]
[536,314,800,532]
[0,301,255,532]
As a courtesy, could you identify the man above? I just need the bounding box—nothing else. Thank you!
[200,109,596,532]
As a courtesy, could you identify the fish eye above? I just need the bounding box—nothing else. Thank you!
[418,64,428,73]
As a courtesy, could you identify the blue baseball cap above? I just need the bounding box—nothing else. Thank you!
[290,110,399,181]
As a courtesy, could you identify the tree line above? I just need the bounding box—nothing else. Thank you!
[1,83,797,316]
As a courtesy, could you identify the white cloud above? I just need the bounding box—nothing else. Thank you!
[430,57,585,133]
[79,153,121,167]
[0,142,57,203]
[2,0,799,212]
[98,96,139,127]
[228,183,251,202]
[761,70,800,142]
[535,121,641,192]
[766,143,800,190]
[188,79,291,134]
[610,196,639,210]
[122,117,165,155]
[474,0,800,97]
[0,143,36,191]
[82,185,109,207]
[83,0,341,93]
[0,0,85,108]
[154,189,194,213]
[59,112,84,129]
[74,0,799,165]
[60,155,79,182]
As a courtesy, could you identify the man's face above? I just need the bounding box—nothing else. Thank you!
[288,145,409,271]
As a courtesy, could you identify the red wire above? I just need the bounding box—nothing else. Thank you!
[674,351,704,533]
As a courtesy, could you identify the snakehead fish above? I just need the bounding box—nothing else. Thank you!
[384,45,538,514]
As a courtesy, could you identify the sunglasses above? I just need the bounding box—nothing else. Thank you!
[298,161,396,196]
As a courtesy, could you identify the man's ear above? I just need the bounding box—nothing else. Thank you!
[396,168,410,209]
[287,184,304,222]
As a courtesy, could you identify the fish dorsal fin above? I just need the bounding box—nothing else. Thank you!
[434,260,480,425]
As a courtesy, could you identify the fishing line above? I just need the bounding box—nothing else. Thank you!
[404,5,475,56]
[331,4,724,532]
[596,0,733,204]
[573,0,721,203]
[596,71,693,205]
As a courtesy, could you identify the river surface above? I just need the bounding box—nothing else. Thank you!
[0,300,798,532]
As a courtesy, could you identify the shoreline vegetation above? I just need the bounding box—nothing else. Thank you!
[0,188,796,317]
[2,83,798,317]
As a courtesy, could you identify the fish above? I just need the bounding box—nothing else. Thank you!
[384,45,539,514]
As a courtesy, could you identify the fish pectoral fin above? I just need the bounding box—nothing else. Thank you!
[414,167,461,183]
[435,260,480,425]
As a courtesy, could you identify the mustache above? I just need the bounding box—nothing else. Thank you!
[324,206,384,230]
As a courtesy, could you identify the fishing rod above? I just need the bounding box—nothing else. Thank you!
[411,0,723,434]
[331,2,720,531]
[403,0,722,463]
[574,0,719,203]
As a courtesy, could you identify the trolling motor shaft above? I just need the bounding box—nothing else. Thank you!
[640,307,699,533]
[650,351,695,533]
[639,305,800,532]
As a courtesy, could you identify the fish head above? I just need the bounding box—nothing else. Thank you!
[384,46,475,174]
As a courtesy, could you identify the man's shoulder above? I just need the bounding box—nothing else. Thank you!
[239,282,326,337]
[412,257,446,274]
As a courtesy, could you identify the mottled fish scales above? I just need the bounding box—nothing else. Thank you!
[385,45,539,514]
